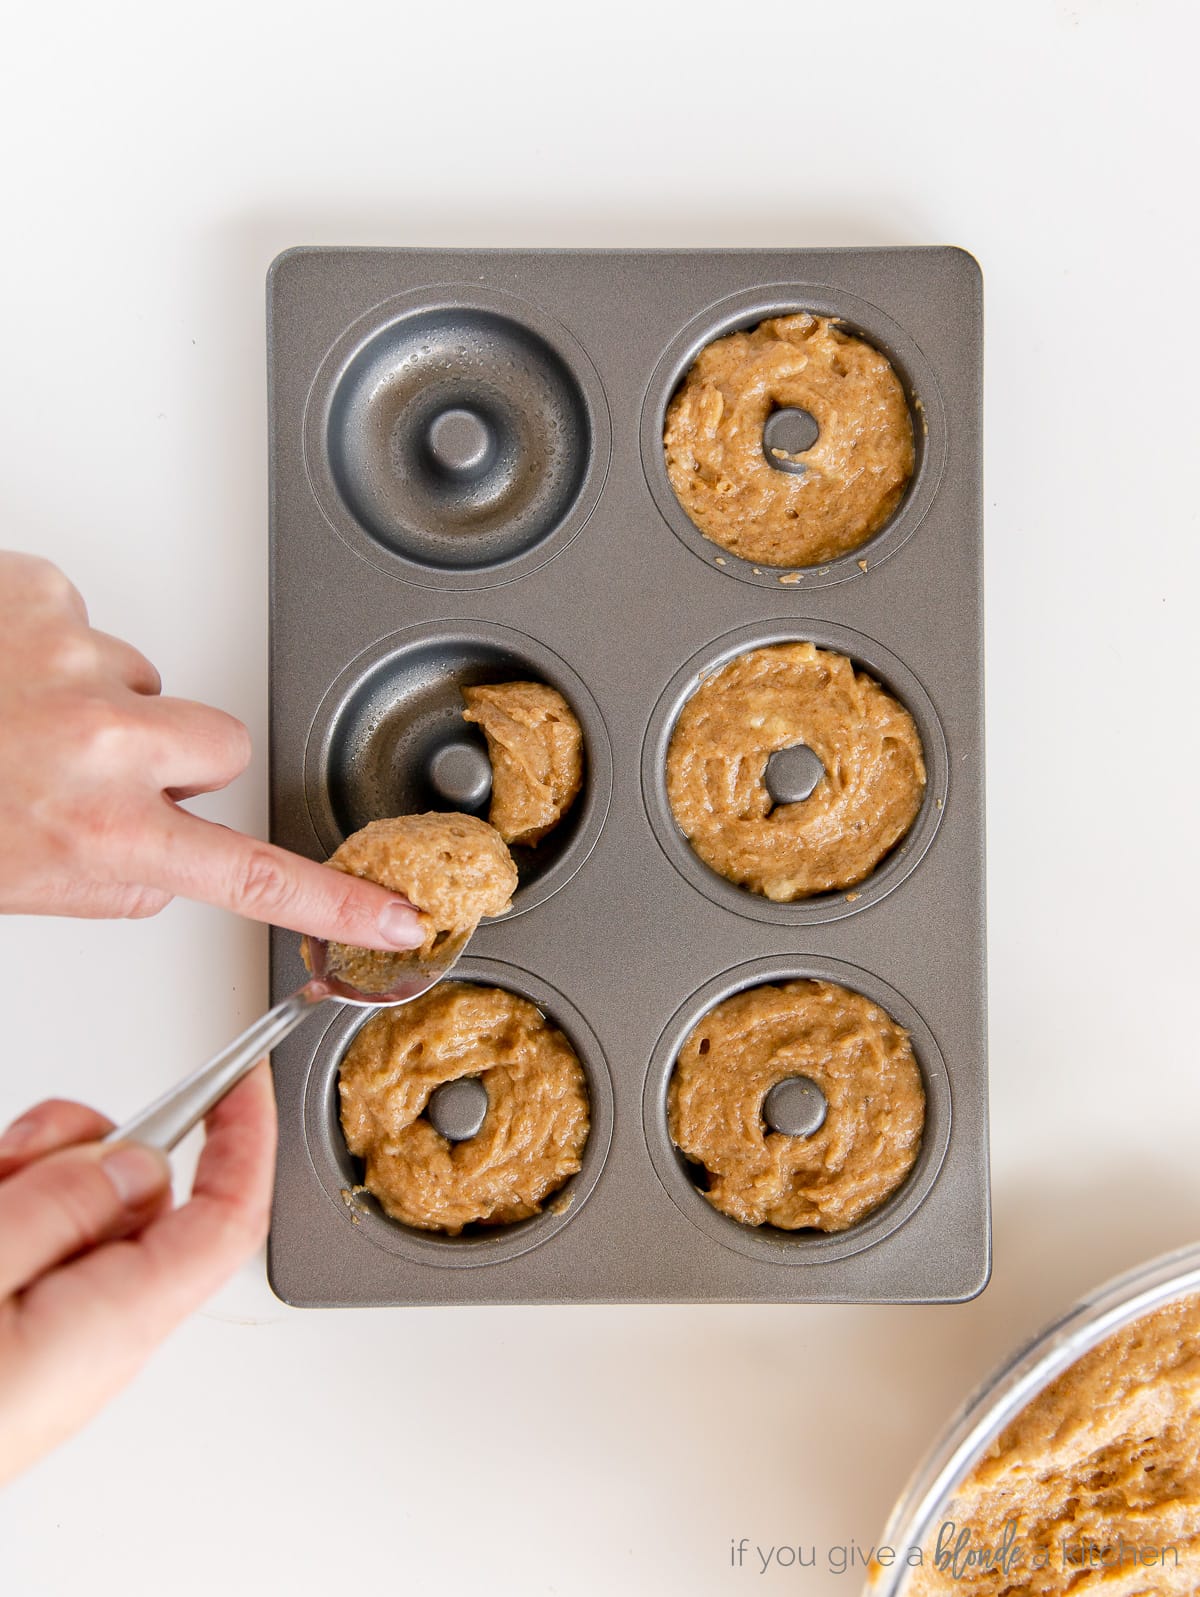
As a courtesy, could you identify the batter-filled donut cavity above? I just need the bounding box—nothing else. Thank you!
[667,980,925,1232]
[663,313,915,568]
[666,642,926,901]
[338,981,591,1234]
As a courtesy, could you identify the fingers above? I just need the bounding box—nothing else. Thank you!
[0,552,88,623]
[91,630,162,696]
[136,1061,278,1315]
[8,877,174,923]
[0,559,157,694]
[0,1139,171,1300]
[22,1064,276,1348]
[0,1069,274,1486]
[138,696,252,794]
[143,809,427,949]
[0,1100,114,1181]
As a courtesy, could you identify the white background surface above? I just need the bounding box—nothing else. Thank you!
[1,2,1198,1591]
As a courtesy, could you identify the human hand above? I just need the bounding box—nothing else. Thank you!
[0,1063,276,1484]
[0,552,423,949]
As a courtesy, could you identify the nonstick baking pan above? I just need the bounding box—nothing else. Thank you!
[266,246,987,1306]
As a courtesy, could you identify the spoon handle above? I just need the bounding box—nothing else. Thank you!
[105,980,330,1153]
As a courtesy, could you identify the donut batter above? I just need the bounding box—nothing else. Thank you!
[668,980,924,1231]
[663,313,914,567]
[316,812,516,994]
[461,680,584,846]
[905,1294,1200,1596]
[666,643,926,900]
[339,981,590,1233]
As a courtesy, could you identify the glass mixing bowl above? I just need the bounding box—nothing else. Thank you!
[868,1239,1200,1596]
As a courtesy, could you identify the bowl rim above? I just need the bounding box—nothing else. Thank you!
[868,1239,1200,1596]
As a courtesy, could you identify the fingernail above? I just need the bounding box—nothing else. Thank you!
[378,900,426,950]
[0,1115,39,1161]
[101,1143,170,1209]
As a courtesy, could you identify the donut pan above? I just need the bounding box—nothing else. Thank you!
[266,246,986,1306]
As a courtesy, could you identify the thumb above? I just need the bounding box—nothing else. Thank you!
[0,1140,171,1299]
[142,809,427,949]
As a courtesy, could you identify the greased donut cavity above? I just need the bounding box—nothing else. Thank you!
[663,313,914,567]
[668,980,925,1232]
[338,981,590,1234]
[666,642,926,901]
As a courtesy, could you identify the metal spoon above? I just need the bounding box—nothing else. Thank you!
[104,929,468,1153]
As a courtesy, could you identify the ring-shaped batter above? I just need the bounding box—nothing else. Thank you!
[668,980,925,1232]
[663,314,914,567]
[339,981,590,1234]
[666,642,926,901]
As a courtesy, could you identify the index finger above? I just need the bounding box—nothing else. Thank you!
[140,806,426,951]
